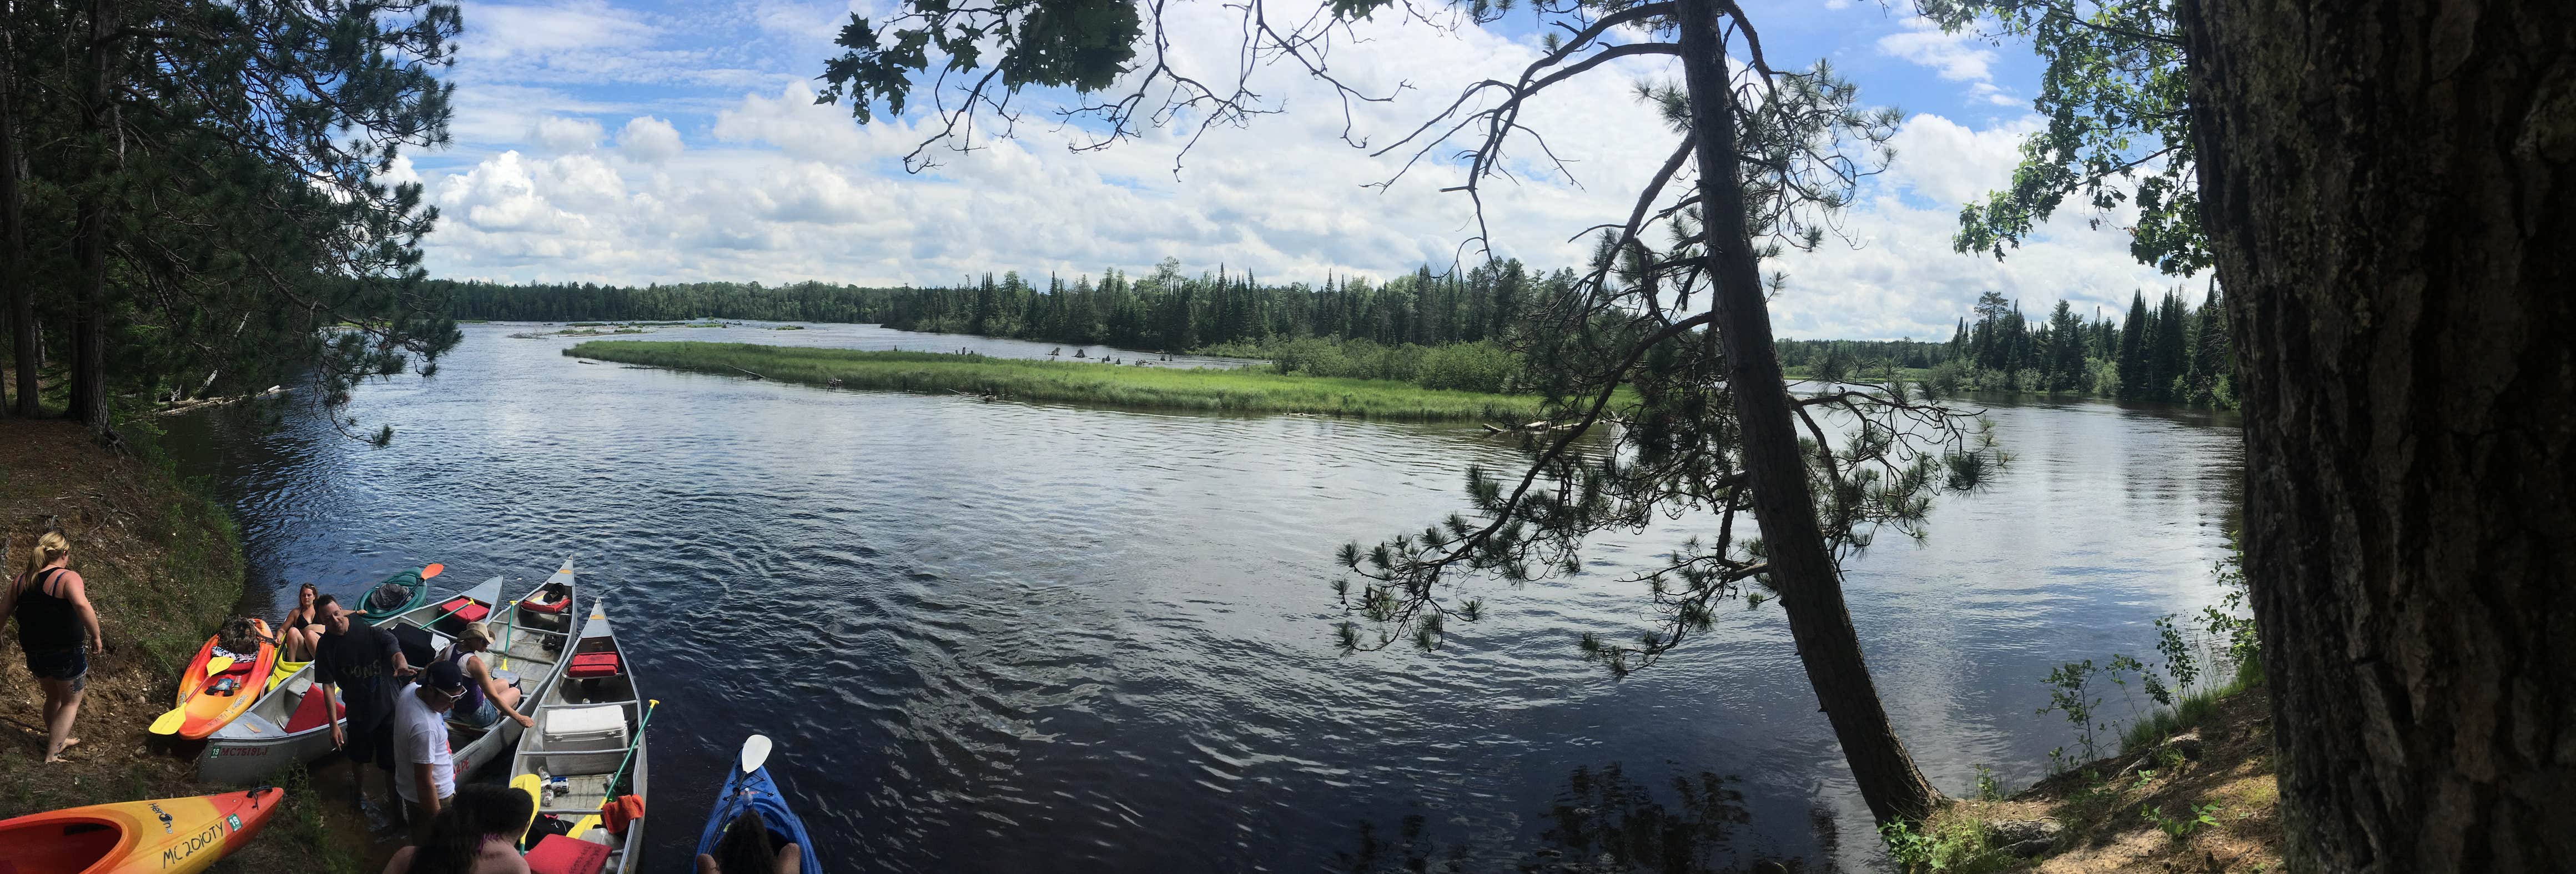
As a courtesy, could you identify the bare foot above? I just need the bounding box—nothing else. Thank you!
[59,737,81,750]
[44,754,73,763]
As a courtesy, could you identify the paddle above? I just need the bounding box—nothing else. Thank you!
[421,562,444,580]
[148,706,188,735]
[493,600,520,670]
[603,699,661,796]
[740,734,772,774]
[204,656,235,677]
[511,773,544,846]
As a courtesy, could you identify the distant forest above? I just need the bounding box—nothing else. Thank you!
[445,264,2232,408]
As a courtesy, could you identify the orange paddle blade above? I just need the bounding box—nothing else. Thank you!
[421,562,445,579]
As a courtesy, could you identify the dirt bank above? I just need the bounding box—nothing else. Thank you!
[0,418,381,872]
[1894,683,2283,873]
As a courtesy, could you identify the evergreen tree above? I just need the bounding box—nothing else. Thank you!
[2044,300,2086,392]
[2117,291,2151,399]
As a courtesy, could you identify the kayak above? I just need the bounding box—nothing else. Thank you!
[511,600,647,874]
[0,786,283,874]
[696,736,822,873]
[169,635,277,740]
[354,565,437,624]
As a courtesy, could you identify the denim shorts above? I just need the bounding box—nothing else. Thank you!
[24,647,86,692]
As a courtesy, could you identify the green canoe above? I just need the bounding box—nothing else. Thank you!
[353,564,443,624]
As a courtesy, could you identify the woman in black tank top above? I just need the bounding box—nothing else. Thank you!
[3,531,104,762]
[276,582,323,660]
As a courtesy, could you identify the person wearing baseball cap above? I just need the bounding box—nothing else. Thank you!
[394,658,466,842]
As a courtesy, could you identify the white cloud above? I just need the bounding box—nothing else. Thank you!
[618,116,685,163]
[532,116,603,152]
[410,0,2183,338]
[1875,16,1995,82]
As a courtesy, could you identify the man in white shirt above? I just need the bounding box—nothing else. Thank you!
[394,659,465,842]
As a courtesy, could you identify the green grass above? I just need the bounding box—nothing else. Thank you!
[2121,659,2265,754]
[568,340,1555,421]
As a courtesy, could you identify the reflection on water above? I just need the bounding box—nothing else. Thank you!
[169,323,2240,872]
[1338,764,1840,874]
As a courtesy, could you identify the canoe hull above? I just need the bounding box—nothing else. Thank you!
[0,787,283,874]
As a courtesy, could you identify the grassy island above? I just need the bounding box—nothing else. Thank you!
[567,340,1553,421]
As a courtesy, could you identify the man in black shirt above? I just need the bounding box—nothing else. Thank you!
[311,594,415,812]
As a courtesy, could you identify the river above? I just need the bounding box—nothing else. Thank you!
[170,321,2243,872]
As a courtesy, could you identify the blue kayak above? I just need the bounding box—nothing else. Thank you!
[696,744,823,873]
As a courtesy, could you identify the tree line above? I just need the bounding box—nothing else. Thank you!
[437,279,898,324]
[1,1,463,442]
[1775,287,2235,408]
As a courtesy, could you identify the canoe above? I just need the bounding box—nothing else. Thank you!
[354,566,437,625]
[696,737,822,874]
[196,557,572,786]
[168,635,278,740]
[0,786,283,874]
[511,600,647,873]
[381,557,580,782]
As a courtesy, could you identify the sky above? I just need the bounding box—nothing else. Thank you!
[407,0,2202,339]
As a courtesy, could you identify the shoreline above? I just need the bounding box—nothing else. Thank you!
[0,418,380,872]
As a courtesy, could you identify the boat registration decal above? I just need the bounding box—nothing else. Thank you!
[227,814,243,833]
[218,746,268,756]
[161,823,222,868]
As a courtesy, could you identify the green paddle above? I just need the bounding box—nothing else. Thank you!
[603,698,661,796]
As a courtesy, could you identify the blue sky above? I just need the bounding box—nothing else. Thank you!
[410,0,2192,339]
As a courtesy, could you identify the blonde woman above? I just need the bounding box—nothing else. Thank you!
[436,623,532,730]
[0,532,105,762]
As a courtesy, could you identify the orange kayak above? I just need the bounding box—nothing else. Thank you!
[0,786,282,873]
[172,632,276,741]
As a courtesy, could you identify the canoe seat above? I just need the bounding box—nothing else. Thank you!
[565,652,621,679]
[439,597,491,623]
[525,835,609,874]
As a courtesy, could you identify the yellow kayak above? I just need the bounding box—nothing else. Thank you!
[0,786,282,873]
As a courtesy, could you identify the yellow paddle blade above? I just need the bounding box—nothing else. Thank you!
[510,774,543,838]
[148,706,188,735]
[204,656,235,677]
[566,814,601,840]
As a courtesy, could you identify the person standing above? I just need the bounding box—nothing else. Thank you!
[314,594,414,811]
[0,531,103,763]
[394,659,466,844]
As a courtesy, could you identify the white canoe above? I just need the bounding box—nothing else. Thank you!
[384,557,580,780]
[510,599,647,873]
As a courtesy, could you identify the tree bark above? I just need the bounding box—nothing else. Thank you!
[2177,0,2574,870]
[1674,0,1940,823]
[67,0,111,433]
[0,0,31,418]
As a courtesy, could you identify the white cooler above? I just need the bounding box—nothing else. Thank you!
[540,704,630,773]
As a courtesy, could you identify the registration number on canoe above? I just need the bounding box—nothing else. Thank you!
[214,746,266,757]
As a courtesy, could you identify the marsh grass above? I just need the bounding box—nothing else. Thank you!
[569,341,1556,421]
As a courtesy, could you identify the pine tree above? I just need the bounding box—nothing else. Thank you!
[2117,291,2151,399]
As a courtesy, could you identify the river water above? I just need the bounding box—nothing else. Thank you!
[170,322,2242,872]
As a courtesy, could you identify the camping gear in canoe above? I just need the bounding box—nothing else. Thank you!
[381,556,580,782]
[696,734,823,873]
[153,632,276,739]
[354,562,445,624]
[0,786,281,874]
[511,599,647,874]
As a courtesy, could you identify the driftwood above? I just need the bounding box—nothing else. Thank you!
[155,385,284,416]
[1481,420,1576,435]
[729,366,764,380]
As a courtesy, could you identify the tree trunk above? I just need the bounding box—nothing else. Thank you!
[67,0,111,433]
[1674,0,1940,824]
[2177,0,2574,870]
[0,0,31,418]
